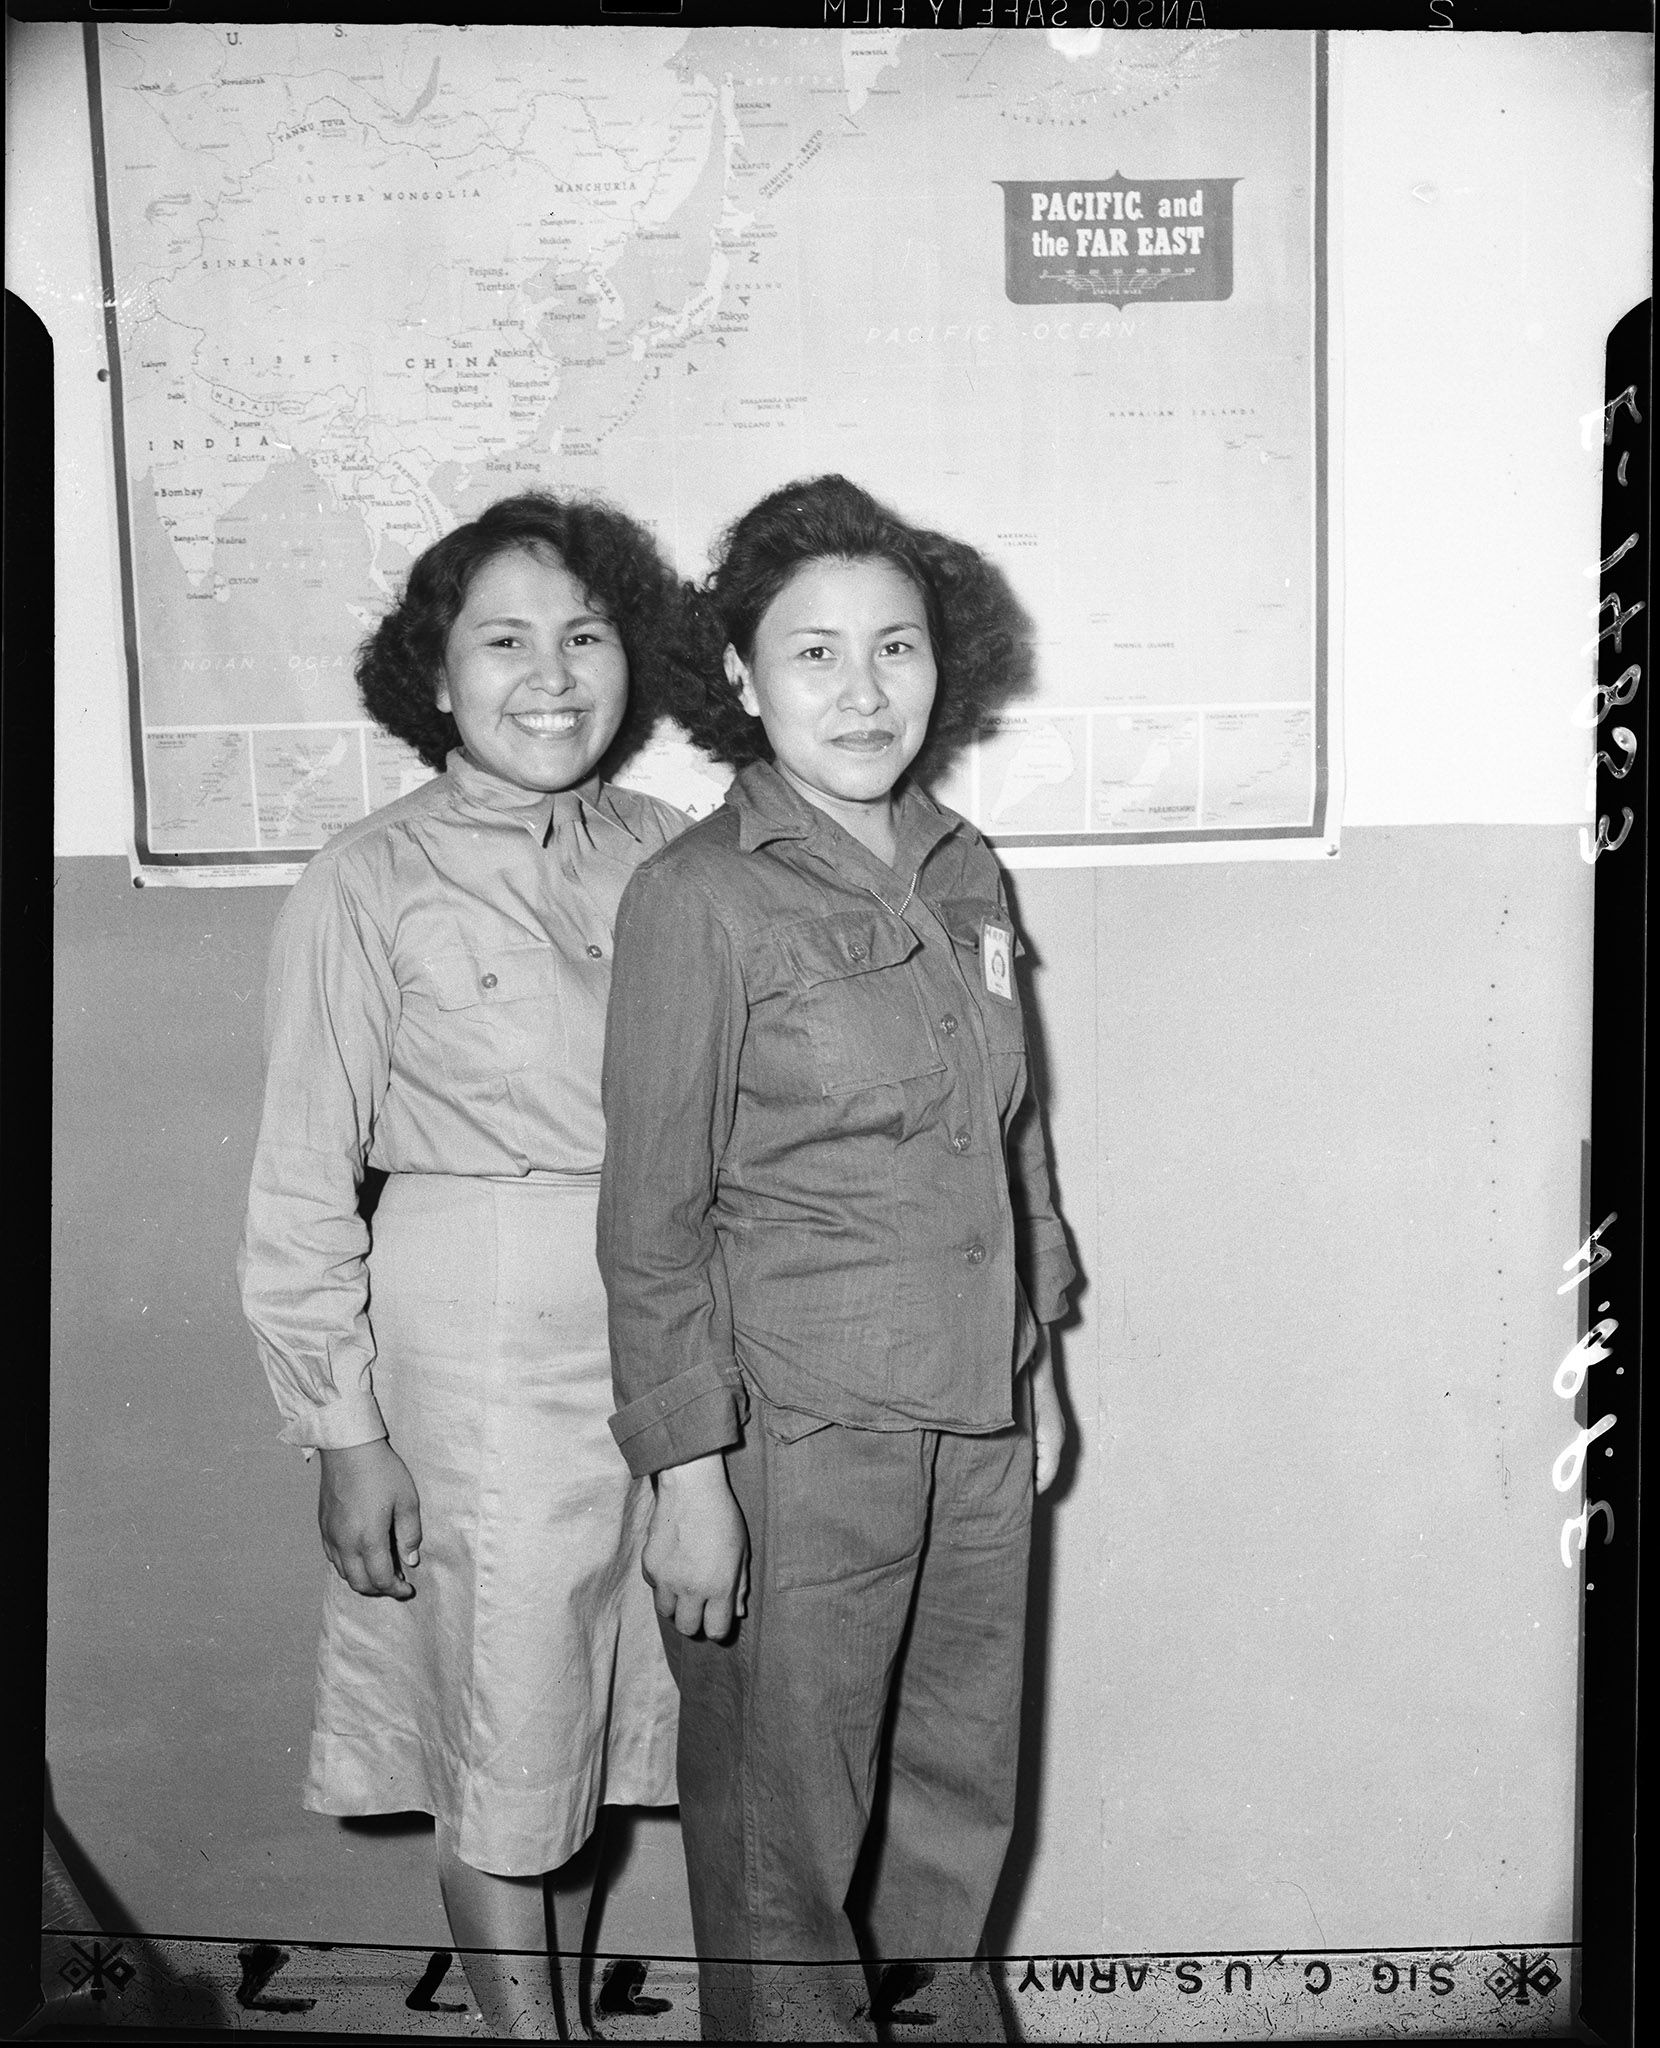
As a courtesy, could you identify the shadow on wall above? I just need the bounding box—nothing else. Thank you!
[34,1764,231,2033]
[42,1763,137,1937]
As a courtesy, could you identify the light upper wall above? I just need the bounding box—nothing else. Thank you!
[11,25,1652,855]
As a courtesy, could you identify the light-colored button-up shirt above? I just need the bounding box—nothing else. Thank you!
[239,749,687,1451]
[599,762,1077,1476]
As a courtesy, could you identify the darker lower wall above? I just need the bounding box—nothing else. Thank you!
[49,827,1590,1955]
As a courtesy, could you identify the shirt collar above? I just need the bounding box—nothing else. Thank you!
[444,747,616,846]
[730,760,814,852]
[729,758,961,870]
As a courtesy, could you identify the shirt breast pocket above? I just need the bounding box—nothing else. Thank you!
[425,944,568,1094]
[783,910,945,1097]
[937,896,1028,1059]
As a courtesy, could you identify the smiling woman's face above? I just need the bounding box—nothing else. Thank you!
[438,546,629,793]
[726,555,937,819]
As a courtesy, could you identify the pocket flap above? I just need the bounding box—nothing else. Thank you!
[759,1404,837,1446]
[783,909,921,989]
[427,945,563,1010]
[937,897,1027,958]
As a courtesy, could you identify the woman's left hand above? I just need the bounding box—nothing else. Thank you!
[1031,1345,1067,1495]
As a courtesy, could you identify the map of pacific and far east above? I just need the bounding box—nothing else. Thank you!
[90,22,1331,880]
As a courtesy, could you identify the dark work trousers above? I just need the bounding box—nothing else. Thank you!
[661,1388,1034,2043]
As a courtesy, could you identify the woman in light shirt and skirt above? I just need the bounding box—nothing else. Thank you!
[240,493,688,2039]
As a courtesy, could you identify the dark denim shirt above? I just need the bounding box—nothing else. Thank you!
[599,761,1076,1476]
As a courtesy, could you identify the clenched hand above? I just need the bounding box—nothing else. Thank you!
[643,1452,750,1640]
[318,1438,423,1598]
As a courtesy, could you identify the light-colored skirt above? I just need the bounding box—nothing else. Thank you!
[304,1172,678,1876]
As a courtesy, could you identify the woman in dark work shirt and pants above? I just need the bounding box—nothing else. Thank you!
[597,475,1076,2043]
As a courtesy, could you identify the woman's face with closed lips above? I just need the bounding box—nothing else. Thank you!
[438,545,630,793]
[725,555,937,819]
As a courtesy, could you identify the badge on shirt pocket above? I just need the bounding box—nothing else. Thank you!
[982,921,1015,1001]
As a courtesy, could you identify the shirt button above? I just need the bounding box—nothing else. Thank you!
[480,972,498,990]
[586,944,604,959]
[953,1131,971,1153]
[848,942,869,962]
[940,1014,958,1036]
[964,1242,986,1265]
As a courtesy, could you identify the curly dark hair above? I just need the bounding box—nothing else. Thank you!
[356,492,685,772]
[666,474,1035,779]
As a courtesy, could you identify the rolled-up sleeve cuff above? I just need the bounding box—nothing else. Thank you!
[276,1387,388,1453]
[610,1362,748,1477]
[1024,1223,1078,1327]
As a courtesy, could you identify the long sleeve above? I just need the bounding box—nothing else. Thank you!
[1005,1083,1076,1326]
[599,861,749,1476]
[238,855,400,1450]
